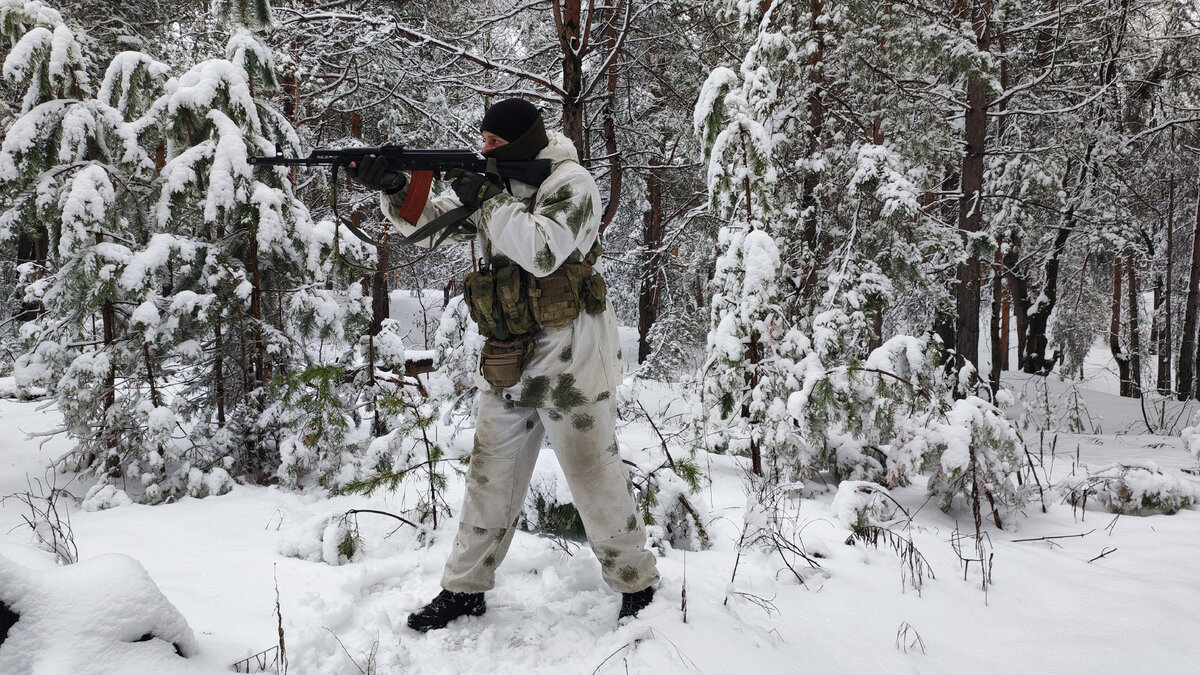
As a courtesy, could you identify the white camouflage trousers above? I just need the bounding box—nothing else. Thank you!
[441,391,660,594]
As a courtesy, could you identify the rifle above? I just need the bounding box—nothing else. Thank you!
[249,145,552,238]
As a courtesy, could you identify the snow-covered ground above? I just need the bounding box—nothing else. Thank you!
[2,344,1200,674]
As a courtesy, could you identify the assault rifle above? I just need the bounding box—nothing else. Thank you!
[248,145,553,247]
[247,145,553,187]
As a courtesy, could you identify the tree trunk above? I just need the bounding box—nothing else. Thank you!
[1126,251,1142,397]
[248,233,268,386]
[798,0,826,307]
[1001,286,1010,370]
[637,167,664,364]
[1022,226,1071,374]
[214,320,226,425]
[953,0,993,379]
[954,76,987,374]
[101,282,118,475]
[93,228,118,467]
[372,232,390,336]
[1003,234,1029,371]
[598,13,622,233]
[1183,184,1200,399]
[1111,257,1133,396]
[745,330,763,476]
[554,0,585,150]
[1157,176,1174,394]
[989,246,1004,393]
[1153,275,1168,394]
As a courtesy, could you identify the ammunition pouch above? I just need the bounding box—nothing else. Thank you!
[529,264,585,328]
[463,242,607,344]
[479,336,536,388]
[463,270,507,339]
[496,265,538,336]
[581,270,607,314]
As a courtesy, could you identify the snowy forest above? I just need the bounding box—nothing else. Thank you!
[1,0,1199,672]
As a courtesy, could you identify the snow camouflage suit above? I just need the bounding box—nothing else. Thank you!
[380,131,660,594]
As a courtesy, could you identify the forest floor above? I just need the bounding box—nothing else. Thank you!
[2,332,1199,673]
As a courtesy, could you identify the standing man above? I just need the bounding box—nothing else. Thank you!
[349,98,659,631]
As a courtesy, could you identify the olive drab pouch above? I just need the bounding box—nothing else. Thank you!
[495,265,538,336]
[464,270,508,340]
[479,336,536,388]
[529,266,584,328]
[581,271,607,314]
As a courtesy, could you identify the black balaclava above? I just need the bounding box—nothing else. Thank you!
[480,98,550,161]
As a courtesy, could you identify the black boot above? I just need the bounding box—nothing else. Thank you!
[407,590,486,632]
[618,586,655,621]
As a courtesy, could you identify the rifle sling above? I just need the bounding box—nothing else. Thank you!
[396,205,476,247]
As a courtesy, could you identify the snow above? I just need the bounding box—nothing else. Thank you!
[225,29,274,76]
[1,362,1199,673]
[203,110,252,223]
[81,484,133,512]
[693,66,739,133]
[57,164,114,254]
[1,26,51,82]
[0,552,204,673]
[99,51,170,113]
[166,59,261,135]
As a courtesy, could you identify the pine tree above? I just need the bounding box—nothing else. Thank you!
[0,2,171,478]
[694,0,955,483]
[0,0,367,498]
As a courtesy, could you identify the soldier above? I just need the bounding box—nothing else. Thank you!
[349,98,659,631]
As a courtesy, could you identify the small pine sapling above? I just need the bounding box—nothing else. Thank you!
[1058,463,1198,516]
[625,399,710,551]
[341,384,456,540]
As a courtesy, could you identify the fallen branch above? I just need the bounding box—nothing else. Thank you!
[344,508,423,531]
[1011,529,1095,543]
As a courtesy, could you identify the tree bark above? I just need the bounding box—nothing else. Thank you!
[554,0,585,150]
[954,0,992,375]
[1003,234,1029,371]
[1022,226,1071,374]
[955,74,987,374]
[372,232,390,336]
[989,246,1004,392]
[745,330,763,476]
[1001,285,1010,370]
[798,0,826,307]
[637,167,664,364]
[1111,257,1132,396]
[1126,250,1141,397]
[214,320,226,426]
[1157,176,1173,394]
[598,12,622,233]
[1176,185,1200,398]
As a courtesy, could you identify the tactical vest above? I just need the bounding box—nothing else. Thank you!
[463,239,607,341]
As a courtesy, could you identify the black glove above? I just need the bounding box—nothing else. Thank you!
[451,171,503,209]
[347,154,407,194]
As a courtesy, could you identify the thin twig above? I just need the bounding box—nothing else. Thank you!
[1011,529,1095,543]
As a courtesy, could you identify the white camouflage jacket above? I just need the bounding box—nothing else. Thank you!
[380,131,622,411]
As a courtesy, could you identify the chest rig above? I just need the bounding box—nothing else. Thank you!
[463,239,608,342]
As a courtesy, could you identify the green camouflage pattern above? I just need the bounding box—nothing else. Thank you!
[441,393,659,594]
